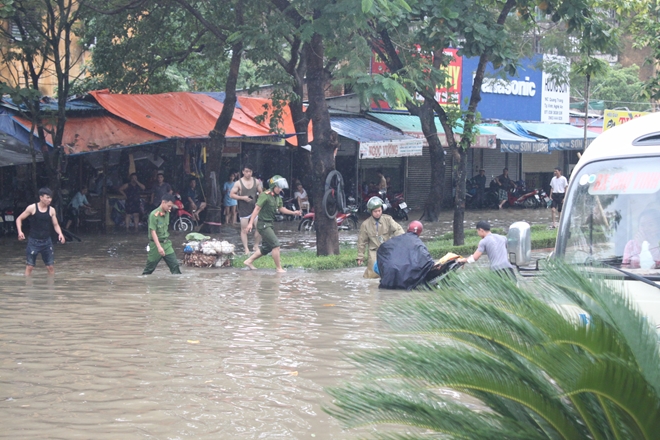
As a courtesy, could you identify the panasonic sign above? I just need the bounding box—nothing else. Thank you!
[479,76,537,97]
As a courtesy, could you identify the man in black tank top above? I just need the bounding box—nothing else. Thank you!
[16,187,66,276]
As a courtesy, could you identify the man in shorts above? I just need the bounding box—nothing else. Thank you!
[230,164,262,254]
[243,175,301,273]
[549,167,568,229]
[457,221,516,279]
[142,193,181,275]
[16,187,66,276]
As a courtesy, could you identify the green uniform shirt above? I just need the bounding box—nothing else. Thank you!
[255,191,283,224]
[147,206,174,256]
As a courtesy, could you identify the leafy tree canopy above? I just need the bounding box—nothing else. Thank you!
[571,64,651,112]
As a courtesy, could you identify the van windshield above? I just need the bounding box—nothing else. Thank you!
[556,157,660,277]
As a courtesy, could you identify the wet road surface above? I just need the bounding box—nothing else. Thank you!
[0,208,554,438]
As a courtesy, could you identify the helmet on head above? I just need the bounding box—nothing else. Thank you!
[407,220,423,236]
[268,175,288,190]
[367,196,384,212]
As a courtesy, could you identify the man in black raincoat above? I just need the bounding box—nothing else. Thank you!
[377,221,435,290]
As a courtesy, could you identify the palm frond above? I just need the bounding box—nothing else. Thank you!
[326,264,660,439]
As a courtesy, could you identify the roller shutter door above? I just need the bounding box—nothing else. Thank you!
[522,151,561,173]
[482,149,507,185]
[405,146,431,210]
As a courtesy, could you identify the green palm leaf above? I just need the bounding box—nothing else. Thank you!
[326,263,660,439]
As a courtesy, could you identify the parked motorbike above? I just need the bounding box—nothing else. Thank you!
[538,189,551,208]
[171,193,197,232]
[274,196,298,222]
[383,190,410,221]
[299,201,359,232]
[503,181,542,209]
[0,199,16,236]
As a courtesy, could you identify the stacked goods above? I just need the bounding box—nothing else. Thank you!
[182,239,236,268]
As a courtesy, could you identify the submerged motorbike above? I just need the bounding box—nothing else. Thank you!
[504,181,542,209]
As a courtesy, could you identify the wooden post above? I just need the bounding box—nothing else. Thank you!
[102,151,108,232]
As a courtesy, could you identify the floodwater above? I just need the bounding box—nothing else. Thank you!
[0,208,553,439]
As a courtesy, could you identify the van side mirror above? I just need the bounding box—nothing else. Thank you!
[507,221,531,266]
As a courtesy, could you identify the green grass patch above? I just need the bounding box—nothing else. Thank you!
[233,225,557,270]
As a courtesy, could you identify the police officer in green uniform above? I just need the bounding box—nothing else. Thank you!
[142,193,182,275]
[357,196,404,278]
[244,175,301,273]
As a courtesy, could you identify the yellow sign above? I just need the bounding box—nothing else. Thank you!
[603,109,649,131]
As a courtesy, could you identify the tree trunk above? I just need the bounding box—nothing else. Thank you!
[582,72,591,151]
[307,33,340,256]
[207,41,243,204]
[452,147,467,245]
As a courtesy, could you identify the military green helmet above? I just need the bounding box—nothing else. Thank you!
[268,175,289,190]
[367,196,384,212]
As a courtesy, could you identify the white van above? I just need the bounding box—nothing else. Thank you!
[552,112,660,325]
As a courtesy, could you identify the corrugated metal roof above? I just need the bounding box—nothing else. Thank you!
[330,116,415,143]
[1,97,103,113]
[368,112,466,135]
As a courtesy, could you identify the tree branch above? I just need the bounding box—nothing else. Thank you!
[173,0,229,42]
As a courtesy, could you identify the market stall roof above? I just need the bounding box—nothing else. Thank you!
[0,108,46,167]
[331,116,424,159]
[12,113,166,155]
[235,96,309,146]
[1,96,104,114]
[501,121,598,150]
[368,112,496,148]
[89,90,283,141]
[0,133,43,167]
[480,124,549,154]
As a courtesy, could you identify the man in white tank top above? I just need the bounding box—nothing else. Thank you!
[230,164,263,254]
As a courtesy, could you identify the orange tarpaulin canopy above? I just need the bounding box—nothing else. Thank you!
[90,90,277,139]
[13,114,165,154]
[237,96,312,146]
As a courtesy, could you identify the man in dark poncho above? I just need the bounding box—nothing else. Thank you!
[377,221,435,290]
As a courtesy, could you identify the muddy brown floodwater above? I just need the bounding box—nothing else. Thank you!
[0,208,554,439]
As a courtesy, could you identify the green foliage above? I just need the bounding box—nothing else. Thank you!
[326,263,660,438]
[77,0,263,94]
[571,64,651,112]
[628,0,660,101]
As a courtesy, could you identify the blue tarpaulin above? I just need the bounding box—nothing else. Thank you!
[481,124,549,154]
[0,108,46,166]
[501,121,598,151]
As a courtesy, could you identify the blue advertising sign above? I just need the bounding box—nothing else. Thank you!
[461,55,544,121]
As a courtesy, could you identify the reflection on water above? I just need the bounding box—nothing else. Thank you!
[0,208,553,438]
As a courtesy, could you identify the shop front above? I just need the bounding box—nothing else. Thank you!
[330,116,424,205]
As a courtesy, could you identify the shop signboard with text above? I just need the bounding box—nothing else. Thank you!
[359,138,424,159]
[461,54,570,123]
[602,109,649,131]
[370,48,462,111]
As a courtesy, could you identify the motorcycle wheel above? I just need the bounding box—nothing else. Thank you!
[322,189,338,219]
[521,198,536,209]
[173,217,194,232]
[298,218,315,232]
[341,217,358,231]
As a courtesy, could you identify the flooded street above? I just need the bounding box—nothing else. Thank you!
[0,208,553,439]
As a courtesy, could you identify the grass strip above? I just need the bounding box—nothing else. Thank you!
[232,224,557,270]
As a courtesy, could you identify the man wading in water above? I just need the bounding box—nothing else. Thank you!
[230,164,262,254]
[16,187,66,276]
[142,194,181,275]
[243,175,301,272]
